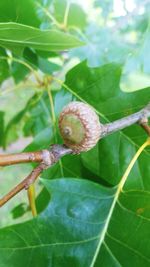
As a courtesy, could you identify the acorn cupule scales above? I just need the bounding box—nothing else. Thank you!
[59,101,102,153]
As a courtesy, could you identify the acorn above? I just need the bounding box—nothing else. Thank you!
[58,101,102,153]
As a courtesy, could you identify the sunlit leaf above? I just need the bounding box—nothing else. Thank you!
[0,22,84,53]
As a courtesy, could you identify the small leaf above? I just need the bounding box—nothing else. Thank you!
[11,203,28,219]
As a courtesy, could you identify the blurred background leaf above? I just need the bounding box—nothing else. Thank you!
[0,0,40,27]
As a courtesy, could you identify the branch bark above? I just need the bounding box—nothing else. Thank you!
[101,102,150,137]
[0,145,72,207]
[0,151,43,166]
[139,117,150,136]
[0,163,45,207]
[140,124,150,136]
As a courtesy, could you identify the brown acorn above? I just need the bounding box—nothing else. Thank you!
[58,101,102,153]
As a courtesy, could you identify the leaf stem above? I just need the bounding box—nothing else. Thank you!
[52,76,85,103]
[46,78,64,177]
[63,1,70,29]
[118,138,150,192]
[27,184,37,217]
[0,56,42,84]
[36,2,64,29]
[47,86,57,129]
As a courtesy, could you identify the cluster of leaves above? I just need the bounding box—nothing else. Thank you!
[0,0,150,266]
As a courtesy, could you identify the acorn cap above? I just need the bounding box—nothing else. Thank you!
[59,101,102,153]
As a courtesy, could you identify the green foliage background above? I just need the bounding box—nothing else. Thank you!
[0,0,150,266]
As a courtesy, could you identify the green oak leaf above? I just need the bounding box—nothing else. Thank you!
[63,61,150,190]
[0,178,150,267]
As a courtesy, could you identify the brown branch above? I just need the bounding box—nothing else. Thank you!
[140,124,150,136]
[0,151,44,166]
[0,163,45,207]
[0,145,72,207]
[139,119,150,136]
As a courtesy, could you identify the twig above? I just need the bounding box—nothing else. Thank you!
[0,104,150,167]
[0,151,44,166]
[139,117,150,136]
[0,163,45,207]
[140,123,150,136]
[101,102,150,137]
[0,145,72,207]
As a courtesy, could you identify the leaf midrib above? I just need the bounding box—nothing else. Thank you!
[0,235,99,251]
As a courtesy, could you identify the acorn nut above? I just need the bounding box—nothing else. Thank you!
[59,101,102,153]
